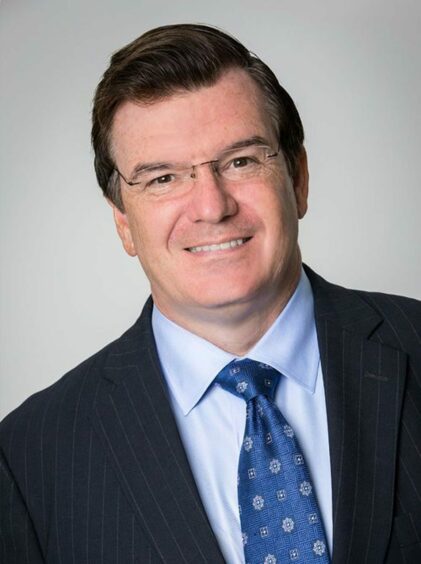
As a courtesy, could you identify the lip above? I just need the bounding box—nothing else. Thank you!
[184,236,252,254]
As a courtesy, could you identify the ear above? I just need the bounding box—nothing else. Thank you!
[293,148,309,219]
[108,200,137,257]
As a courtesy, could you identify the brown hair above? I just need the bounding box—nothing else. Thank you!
[92,23,304,210]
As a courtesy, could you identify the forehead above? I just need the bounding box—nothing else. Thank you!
[110,69,275,167]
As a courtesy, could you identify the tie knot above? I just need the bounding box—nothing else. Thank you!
[215,358,280,402]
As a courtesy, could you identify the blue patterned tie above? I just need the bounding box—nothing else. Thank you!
[216,358,330,564]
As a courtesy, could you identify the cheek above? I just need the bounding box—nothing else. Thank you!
[257,184,299,256]
[257,178,297,226]
[271,176,299,226]
[127,201,181,258]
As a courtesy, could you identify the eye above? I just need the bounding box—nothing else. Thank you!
[147,173,176,187]
[231,156,256,169]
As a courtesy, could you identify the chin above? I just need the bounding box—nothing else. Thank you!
[185,280,269,311]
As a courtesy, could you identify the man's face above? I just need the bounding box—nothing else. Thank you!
[110,69,308,324]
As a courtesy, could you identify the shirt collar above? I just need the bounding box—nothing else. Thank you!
[152,268,319,416]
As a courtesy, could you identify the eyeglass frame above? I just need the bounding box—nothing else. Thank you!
[113,143,281,193]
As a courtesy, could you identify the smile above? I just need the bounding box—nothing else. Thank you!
[187,237,251,253]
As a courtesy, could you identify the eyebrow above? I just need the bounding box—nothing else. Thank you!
[128,135,271,178]
[223,135,270,151]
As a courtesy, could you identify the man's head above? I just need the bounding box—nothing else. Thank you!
[92,23,304,212]
[91,24,309,337]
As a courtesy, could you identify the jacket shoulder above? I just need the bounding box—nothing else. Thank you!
[305,264,420,353]
[0,313,150,455]
[354,288,421,321]
[311,269,421,357]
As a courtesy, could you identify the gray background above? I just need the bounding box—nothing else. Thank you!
[1,0,420,419]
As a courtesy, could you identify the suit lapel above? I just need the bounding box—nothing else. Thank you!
[307,267,407,563]
[91,267,407,563]
[91,299,224,564]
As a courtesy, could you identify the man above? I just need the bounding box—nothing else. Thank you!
[0,23,420,564]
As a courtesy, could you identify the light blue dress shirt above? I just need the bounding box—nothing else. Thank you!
[152,269,332,563]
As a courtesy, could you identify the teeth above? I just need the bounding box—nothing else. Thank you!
[189,238,247,253]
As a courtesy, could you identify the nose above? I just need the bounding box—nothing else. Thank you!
[186,165,238,224]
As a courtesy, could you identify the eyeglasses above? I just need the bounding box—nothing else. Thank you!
[114,144,280,198]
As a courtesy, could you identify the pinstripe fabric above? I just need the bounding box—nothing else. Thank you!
[309,267,421,564]
[0,265,420,563]
[0,321,223,563]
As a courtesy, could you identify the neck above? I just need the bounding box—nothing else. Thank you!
[153,261,302,356]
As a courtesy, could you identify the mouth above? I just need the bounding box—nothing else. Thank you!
[186,237,252,254]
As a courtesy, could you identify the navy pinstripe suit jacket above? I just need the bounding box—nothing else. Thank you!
[1,267,420,563]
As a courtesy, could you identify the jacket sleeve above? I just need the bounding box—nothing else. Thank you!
[0,449,45,564]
